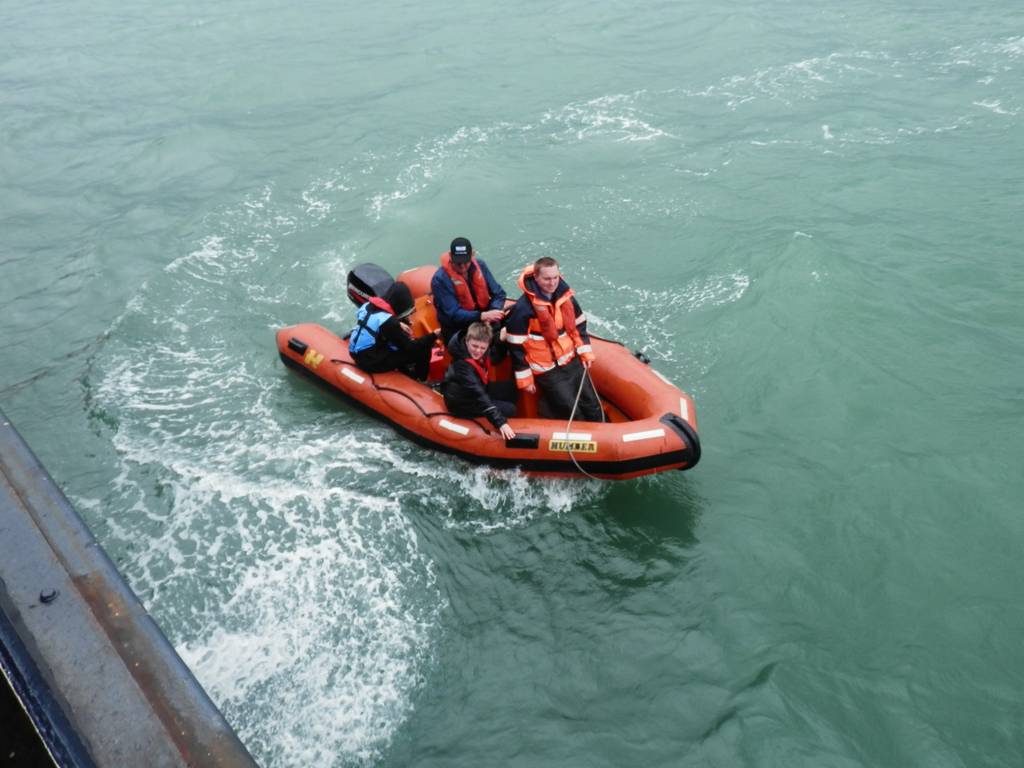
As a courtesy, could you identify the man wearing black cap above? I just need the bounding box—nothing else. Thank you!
[430,237,507,343]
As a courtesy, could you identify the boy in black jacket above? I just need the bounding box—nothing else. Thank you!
[441,323,517,439]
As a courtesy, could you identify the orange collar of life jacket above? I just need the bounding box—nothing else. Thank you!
[517,265,578,343]
[441,253,491,311]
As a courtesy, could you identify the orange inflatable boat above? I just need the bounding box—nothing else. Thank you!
[276,264,700,480]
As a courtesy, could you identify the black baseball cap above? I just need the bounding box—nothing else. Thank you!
[450,237,473,264]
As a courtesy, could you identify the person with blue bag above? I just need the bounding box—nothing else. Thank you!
[349,282,438,379]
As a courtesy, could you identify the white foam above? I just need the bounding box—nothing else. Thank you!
[992,35,1024,59]
[542,92,678,143]
[301,189,332,220]
[176,508,439,766]
[573,269,751,369]
[973,99,1018,116]
[166,234,227,274]
[91,252,446,766]
[85,107,730,763]
[436,465,606,533]
[364,124,508,221]
[636,272,750,312]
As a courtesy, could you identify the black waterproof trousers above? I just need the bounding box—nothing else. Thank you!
[446,380,517,424]
[353,332,435,380]
[536,357,603,421]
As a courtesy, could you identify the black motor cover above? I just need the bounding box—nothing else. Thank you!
[347,263,395,307]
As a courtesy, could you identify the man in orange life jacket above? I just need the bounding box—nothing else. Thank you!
[430,237,507,343]
[505,257,603,421]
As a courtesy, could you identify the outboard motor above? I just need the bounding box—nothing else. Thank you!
[346,263,395,307]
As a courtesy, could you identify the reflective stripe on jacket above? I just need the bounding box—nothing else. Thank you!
[506,265,595,390]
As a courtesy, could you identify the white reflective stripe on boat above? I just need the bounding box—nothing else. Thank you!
[679,398,689,422]
[622,428,665,443]
[439,419,470,435]
[341,368,365,384]
[553,432,592,441]
[653,369,673,385]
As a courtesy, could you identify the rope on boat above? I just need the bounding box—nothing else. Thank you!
[565,364,604,480]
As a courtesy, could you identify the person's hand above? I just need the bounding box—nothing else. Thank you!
[581,358,593,369]
[499,423,516,440]
[481,309,504,323]
[524,383,536,395]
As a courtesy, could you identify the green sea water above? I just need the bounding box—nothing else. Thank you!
[3,0,1024,765]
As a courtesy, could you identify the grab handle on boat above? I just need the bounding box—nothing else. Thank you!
[505,433,539,450]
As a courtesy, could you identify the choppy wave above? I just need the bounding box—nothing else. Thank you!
[76,74,859,762]
[686,50,895,110]
[669,36,1022,154]
[434,465,606,533]
[71,71,843,765]
[580,268,750,365]
[84,158,614,763]
[361,93,680,221]
[364,124,518,221]
[541,93,679,143]
[85,207,449,764]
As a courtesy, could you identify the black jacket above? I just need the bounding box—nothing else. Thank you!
[351,314,433,370]
[351,282,437,372]
[441,332,508,428]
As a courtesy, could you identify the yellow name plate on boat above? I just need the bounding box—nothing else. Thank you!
[548,439,598,453]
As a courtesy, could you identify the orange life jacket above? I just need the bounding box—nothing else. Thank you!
[440,252,491,311]
[509,265,594,389]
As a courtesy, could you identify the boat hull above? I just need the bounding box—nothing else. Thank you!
[276,322,700,480]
